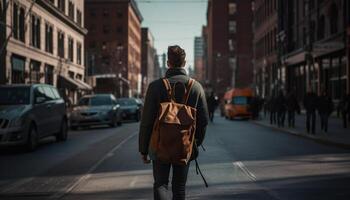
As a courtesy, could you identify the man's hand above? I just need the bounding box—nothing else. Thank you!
[141,154,151,164]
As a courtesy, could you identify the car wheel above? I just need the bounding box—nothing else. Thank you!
[57,119,68,142]
[26,125,38,152]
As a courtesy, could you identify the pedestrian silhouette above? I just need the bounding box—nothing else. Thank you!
[303,88,318,134]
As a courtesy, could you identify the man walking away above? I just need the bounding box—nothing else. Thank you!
[269,95,277,125]
[339,93,350,128]
[207,92,218,122]
[139,45,209,200]
[276,91,287,127]
[317,91,334,133]
[303,89,318,134]
[286,90,300,128]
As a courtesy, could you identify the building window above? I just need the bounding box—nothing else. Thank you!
[76,74,82,80]
[77,9,82,26]
[116,27,123,34]
[45,64,54,85]
[330,4,338,35]
[89,41,96,49]
[90,9,96,17]
[68,71,74,79]
[58,0,65,13]
[228,39,234,52]
[228,3,237,15]
[68,37,74,62]
[229,21,236,33]
[11,55,25,84]
[77,42,82,65]
[47,0,54,4]
[68,1,74,20]
[30,60,41,84]
[58,31,65,58]
[12,3,25,42]
[117,12,123,18]
[31,15,41,49]
[103,9,109,17]
[103,25,110,34]
[318,15,325,40]
[310,20,315,43]
[45,23,53,54]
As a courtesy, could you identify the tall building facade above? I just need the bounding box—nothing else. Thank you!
[253,0,278,98]
[141,27,158,97]
[280,0,349,101]
[85,0,143,97]
[0,0,89,103]
[194,36,205,82]
[207,0,254,96]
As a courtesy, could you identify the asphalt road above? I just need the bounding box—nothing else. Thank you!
[0,116,350,200]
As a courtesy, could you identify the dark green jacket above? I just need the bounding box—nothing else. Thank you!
[139,68,209,159]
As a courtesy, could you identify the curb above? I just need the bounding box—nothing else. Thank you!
[251,121,350,150]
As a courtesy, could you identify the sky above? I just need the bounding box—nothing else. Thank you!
[136,0,208,69]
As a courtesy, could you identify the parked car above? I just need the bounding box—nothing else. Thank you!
[0,84,68,151]
[70,94,122,130]
[117,98,142,122]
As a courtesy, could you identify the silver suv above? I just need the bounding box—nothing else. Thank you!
[0,84,68,151]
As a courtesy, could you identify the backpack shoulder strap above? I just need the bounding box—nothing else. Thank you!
[162,78,172,101]
[183,79,195,104]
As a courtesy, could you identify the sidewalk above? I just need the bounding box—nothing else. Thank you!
[253,113,350,149]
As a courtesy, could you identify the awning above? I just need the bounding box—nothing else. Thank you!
[58,75,92,91]
[76,79,93,90]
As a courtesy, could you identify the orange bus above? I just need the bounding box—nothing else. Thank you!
[223,88,254,119]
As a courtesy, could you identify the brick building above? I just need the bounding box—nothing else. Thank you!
[141,27,158,97]
[0,0,89,104]
[253,0,278,98]
[279,0,349,102]
[206,0,254,96]
[85,0,143,97]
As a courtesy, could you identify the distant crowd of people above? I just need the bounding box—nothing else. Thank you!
[254,90,350,134]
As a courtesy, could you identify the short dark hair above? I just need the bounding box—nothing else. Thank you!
[167,45,186,68]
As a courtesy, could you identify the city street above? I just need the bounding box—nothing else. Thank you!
[1,116,350,200]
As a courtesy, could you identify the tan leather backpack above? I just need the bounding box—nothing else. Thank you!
[150,78,196,165]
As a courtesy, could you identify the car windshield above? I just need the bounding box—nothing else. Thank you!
[231,96,248,105]
[79,96,111,106]
[0,87,31,105]
[117,99,137,106]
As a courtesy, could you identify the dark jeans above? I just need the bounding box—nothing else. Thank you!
[277,110,285,127]
[209,110,214,122]
[270,111,277,124]
[287,110,295,128]
[153,161,190,200]
[306,111,316,134]
[320,113,329,132]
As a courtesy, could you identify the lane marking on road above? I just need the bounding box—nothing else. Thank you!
[129,176,139,188]
[232,161,284,200]
[232,161,257,181]
[49,131,138,199]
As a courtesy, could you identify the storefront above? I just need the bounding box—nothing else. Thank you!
[287,49,347,102]
[316,50,347,101]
